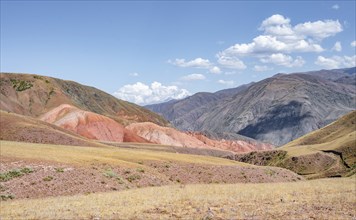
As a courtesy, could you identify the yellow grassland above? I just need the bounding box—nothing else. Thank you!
[1,177,355,219]
[0,140,243,167]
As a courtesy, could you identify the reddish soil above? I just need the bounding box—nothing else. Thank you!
[40,104,149,143]
[187,132,273,152]
[127,122,273,153]
[0,111,104,147]
[0,157,303,200]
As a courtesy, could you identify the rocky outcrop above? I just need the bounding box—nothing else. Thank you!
[126,122,273,153]
[40,104,150,143]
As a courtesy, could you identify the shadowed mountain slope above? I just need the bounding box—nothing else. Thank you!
[147,67,355,146]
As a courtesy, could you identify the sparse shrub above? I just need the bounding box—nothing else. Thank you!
[0,184,6,192]
[14,80,33,92]
[265,169,276,176]
[55,168,64,173]
[165,164,170,168]
[33,75,43,80]
[20,167,33,174]
[124,170,131,174]
[136,168,145,173]
[116,177,125,184]
[43,176,53,181]
[103,169,118,178]
[45,80,50,83]
[0,169,23,182]
[126,174,141,182]
[137,161,143,165]
[0,194,15,201]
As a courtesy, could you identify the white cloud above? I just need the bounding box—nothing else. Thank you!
[129,72,139,77]
[218,14,343,62]
[169,58,212,68]
[332,41,342,52]
[294,20,342,40]
[315,55,356,69]
[113,82,190,105]
[332,4,339,10]
[181,73,206,81]
[253,65,273,72]
[218,80,235,86]
[260,53,305,67]
[351,41,356,47]
[209,66,221,74]
[261,14,291,27]
[217,53,246,69]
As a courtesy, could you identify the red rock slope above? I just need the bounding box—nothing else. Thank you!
[0,111,105,147]
[40,104,149,143]
[126,122,273,153]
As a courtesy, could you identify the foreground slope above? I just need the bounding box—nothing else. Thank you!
[0,73,168,126]
[0,140,301,200]
[283,110,356,166]
[228,111,356,178]
[148,67,355,146]
[1,178,354,219]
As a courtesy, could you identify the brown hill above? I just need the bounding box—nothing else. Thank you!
[0,110,104,147]
[227,111,356,179]
[0,73,168,126]
[126,122,273,153]
[40,104,150,143]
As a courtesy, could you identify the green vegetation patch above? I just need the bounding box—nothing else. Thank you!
[10,79,33,92]
[0,167,34,182]
[0,194,15,201]
[43,176,54,181]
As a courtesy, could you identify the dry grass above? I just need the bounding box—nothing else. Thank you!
[1,177,355,219]
[282,131,356,157]
[0,141,242,167]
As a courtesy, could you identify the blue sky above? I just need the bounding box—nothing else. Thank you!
[1,1,355,105]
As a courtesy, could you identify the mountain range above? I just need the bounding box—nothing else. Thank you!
[0,72,271,154]
[146,67,356,146]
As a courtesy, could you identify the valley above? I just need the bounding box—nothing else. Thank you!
[0,69,355,219]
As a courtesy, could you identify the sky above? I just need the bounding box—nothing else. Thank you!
[1,1,355,105]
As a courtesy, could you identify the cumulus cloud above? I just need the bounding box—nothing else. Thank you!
[260,14,291,27]
[168,58,212,68]
[209,66,222,74]
[351,41,356,47]
[217,54,246,69]
[294,20,342,40]
[253,65,273,72]
[181,73,206,81]
[332,4,339,10]
[113,82,190,105]
[218,79,235,86]
[332,41,342,52]
[315,55,356,69]
[260,53,305,67]
[221,14,338,57]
